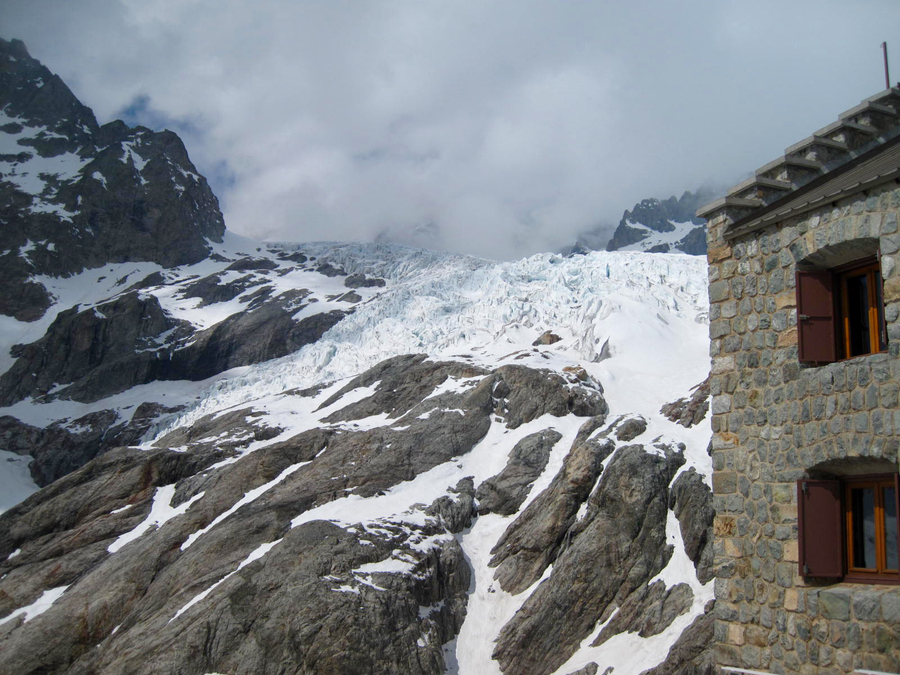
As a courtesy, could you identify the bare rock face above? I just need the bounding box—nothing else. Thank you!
[489,364,608,429]
[603,191,714,256]
[660,377,710,428]
[475,429,562,515]
[492,443,686,675]
[670,467,715,584]
[0,292,185,406]
[567,665,600,675]
[639,601,716,675]
[0,38,225,322]
[591,580,693,645]
[0,289,347,407]
[489,428,614,594]
[0,356,610,674]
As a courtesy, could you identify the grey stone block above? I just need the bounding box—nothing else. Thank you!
[882,591,900,623]
[819,589,851,621]
[852,591,881,622]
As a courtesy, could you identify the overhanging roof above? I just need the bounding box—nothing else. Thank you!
[724,133,900,241]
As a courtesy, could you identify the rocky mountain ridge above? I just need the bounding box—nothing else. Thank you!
[0,38,225,322]
[0,38,715,674]
[567,190,714,257]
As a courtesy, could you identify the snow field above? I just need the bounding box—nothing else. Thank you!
[616,219,701,253]
[150,243,708,438]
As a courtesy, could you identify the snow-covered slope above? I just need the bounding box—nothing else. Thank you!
[151,241,709,437]
[1,240,713,674]
[611,220,700,253]
[1,238,708,440]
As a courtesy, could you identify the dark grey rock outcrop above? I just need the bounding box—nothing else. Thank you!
[660,377,710,428]
[605,191,713,255]
[670,468,715,584]
[489,426,613,594]
[0,38,225,322]
[0,289,348,406]
[591,580,693,645]
[489,364,608,429]
[567,665,600,675]
[475,429,561,515]
[0,356,610,674]
[492,444,686,675]
[639,601,716,675]
[344,273,386,288]
[0,292,186,406]
[615,416,647,442]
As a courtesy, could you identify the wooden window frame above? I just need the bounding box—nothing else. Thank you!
[797,254,887,364]
[844,474,900,582]
[798,473,900,584]
[836,259,887,360]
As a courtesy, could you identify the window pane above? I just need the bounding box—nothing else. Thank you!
[885,486,898,571]
[845,273,871,357]
[851,487,877,569]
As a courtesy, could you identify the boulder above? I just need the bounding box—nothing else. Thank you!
[615,417,647,442]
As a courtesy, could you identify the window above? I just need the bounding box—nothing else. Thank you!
[846,476,898,578]
[798,474,900,583]
[796,255,887,363]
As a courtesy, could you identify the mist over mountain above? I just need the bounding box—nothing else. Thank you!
[563,189,717,258]
[0,39,715,675]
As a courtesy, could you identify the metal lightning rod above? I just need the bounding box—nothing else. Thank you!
[882,41,891,90]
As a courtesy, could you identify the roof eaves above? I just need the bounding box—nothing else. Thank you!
[723,138,900,240]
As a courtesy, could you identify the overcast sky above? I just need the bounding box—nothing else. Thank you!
[4,1,900,259]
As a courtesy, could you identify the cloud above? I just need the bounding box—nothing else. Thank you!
[3,0,900,259]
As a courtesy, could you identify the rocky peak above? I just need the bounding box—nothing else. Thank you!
[0,38,98,150]
[563,188,716,258]
[604,189,714,255]
[0,37,225,321]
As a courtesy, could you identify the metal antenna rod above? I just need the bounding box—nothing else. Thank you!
[882,41,891,89]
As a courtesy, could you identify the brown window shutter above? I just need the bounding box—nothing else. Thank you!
[796,270,837,363]
[798,479,843,578]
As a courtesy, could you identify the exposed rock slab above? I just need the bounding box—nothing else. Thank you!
[475,429,561,515]
[639,601,716,675]
[492,444,685,675]
[489,425,613,594]
[0,356,609,674]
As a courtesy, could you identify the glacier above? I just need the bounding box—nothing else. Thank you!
[149,239,709,443]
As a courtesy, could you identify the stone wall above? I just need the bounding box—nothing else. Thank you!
[707,180,900,674]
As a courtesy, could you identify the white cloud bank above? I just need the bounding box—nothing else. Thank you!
[3,0,899,259]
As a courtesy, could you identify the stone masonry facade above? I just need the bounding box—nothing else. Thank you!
[705,181,900,674]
